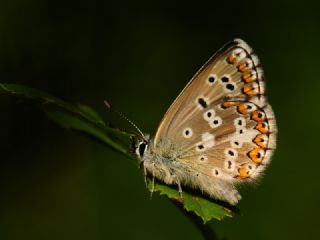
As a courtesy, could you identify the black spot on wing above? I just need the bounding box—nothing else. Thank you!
[198,98,207,108]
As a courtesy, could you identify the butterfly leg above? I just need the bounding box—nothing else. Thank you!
[149,164,156,200]
[143,164,148,188]
[149,175,155,200]
[177,181,183,200]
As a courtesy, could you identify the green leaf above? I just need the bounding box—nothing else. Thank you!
[147,181,233,223]
[0,82,234,223]
[45,108,134,159]
[0,83,133,158]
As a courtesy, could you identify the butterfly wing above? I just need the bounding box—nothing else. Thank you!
[153,39,277,203]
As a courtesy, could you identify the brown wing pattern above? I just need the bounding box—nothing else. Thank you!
[153,39,277,182]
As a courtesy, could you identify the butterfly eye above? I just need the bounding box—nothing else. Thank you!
[136,141,148,158]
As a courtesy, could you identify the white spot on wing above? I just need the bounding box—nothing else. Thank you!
[251,55,260,67]
[224,159,235,172]
[231,140,242,148]
[233,128,260,143]
[225,148,238,159]
[238,128,246,135]
[245,103,257,112]
[211,168,233,180]
[233,48,246,62]
[246,164,256,175]
[198,155,208,162]
[209,116,222,128]
[263,149,273,165]
[206,74,217,86]
[243,58,253,69]
[234,117,246,128]
[203,109,215,121]
[182,127,193,138]
[201,132,215,148]
[212,168,220,176]
[251,82,259,90]
[195,142,206,152]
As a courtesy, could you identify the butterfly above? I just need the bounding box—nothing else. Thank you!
[135,39,277,205]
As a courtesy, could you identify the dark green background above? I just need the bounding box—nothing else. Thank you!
[0,0,319,239]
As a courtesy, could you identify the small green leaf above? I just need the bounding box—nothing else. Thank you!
[147,180,234,223]
[0,82,235,223]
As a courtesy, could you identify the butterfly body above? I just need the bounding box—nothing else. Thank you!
[136,39,277,205]
[142,138,242,205]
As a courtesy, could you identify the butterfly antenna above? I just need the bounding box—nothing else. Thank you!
[104,100,146,140]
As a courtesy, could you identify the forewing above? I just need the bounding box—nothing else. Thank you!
[153,38,277,182]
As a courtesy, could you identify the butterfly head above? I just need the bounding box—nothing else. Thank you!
[135,134,151,159]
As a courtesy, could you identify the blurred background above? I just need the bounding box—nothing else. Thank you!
[0,0,319,239]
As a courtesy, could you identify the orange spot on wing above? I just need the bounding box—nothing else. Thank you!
[255,122,269,134]
[227,54,237,64]
[251,111,265,122]
[238,63,247,72]
[222,101,236,108]
[242,83,257,96]
[248,148,264,164]
[254,134,267,148]
[237,167,250,179]
[242,72,257,83]
[237,103,248,114]
[236,163,256,179]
